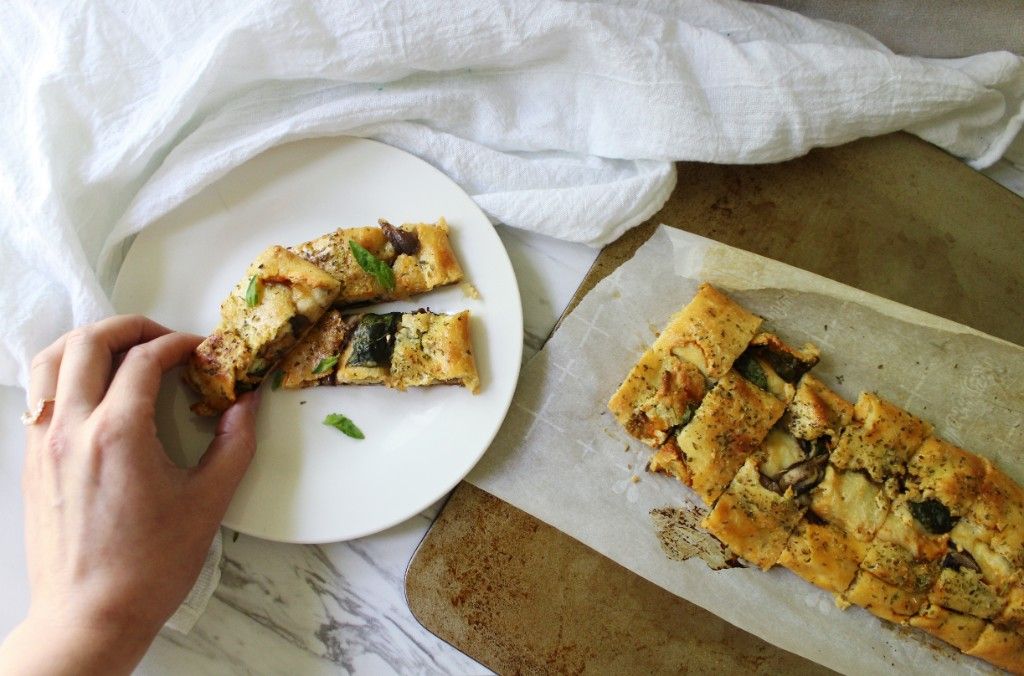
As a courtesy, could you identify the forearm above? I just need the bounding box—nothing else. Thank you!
[0,611,155,676]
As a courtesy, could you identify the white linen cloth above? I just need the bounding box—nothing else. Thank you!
[1,0,1022,634]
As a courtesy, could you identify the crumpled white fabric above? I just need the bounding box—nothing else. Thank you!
[2,1,1023,389]
[2,0,1023,634]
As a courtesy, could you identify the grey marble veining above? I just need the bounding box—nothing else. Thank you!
[139,507,486,675]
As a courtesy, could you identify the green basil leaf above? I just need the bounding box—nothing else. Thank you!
[349,240,395,291]
[245,276,261,307]
[734,352,769,391]
[323,413,364,439]
[312,354,340,375]
[270,370,284,390]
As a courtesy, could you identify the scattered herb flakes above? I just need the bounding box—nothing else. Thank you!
[232,530,240,542]
[312,354,340,375]
[349,240,395,291]
[270,370,284,390]
[323,413,364,439]
[245,276,262,307]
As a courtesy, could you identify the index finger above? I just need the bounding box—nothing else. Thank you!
[53,315,174,416]
[103,332,202,416]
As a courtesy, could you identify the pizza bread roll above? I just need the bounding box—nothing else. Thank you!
[610,283,1024,672]
[779,519,865,595]
[734,332,819,401]
[609,283,762,448]
[184,245,341,415]
[388,311,479,392]
[809,466,890,543]
[277,310,479,393]
[674,371,786,505]
[785,374,855,442]
[608,349,707,448]
[653,283,764,380]
[829,392,933,482]
[844,570,931,623]
[702,452,807,570]
[291,218,463,305]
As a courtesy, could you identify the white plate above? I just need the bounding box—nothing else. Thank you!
[112,137,522,543]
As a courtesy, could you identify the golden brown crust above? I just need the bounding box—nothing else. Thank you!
[858,539,940,595]
[779,520,864,595]
[291,218,462,305]
[845,570,928,623]
[997,584,1024,632]
[647,438,692,486]
[929,567,1006,619]
[829,393,933,482]
[676,370,786,505]
[909,604,987,652]
[184,245,341,415]
[392,220,464,297]
[966,625,1024,673]
[702,457,805,570]
[184,331,251,416]
[970,464,1024,570]
[785,374,854,442]
[651,283,762,380]
[607,349,707,448]
[389,311,479,393]
[906,437,988,518]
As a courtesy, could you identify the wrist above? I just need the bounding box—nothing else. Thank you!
[1,605,158,675]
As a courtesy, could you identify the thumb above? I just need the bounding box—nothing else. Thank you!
[194,391,261,514]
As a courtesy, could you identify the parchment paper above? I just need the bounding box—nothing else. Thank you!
[468,225,1024,675]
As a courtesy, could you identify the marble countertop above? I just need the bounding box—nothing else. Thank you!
[0,156,1020,675]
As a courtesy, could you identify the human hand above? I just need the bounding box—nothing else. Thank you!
[0,316,260,675]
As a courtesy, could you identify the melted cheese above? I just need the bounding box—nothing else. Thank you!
[809,466,889,541]
[756,428,805,478]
